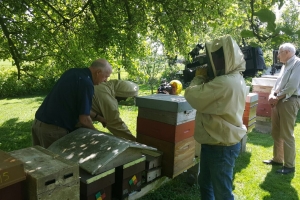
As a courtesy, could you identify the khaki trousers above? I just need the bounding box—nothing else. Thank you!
[31,119,69,148]
[271,96,300,168]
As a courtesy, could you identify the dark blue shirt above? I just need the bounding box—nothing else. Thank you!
[35,68,94,131]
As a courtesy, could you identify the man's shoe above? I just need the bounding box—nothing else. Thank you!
[276,166,295,174]
[263,159,283,166]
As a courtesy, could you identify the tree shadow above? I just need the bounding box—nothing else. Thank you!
[0,118,33,152]
[260,166,299,200]
[246,132,273,148]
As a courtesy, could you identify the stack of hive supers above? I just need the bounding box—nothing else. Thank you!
[243,93,258,133]
[251,77,278,133]
[135,94,196,178]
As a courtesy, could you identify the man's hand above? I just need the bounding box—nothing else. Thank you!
[96,115,107,128]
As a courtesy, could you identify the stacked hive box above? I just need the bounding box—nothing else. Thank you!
[135,94,196,178]
[252,77,277,133]
[9,146,80,200]
[0,150,26,200]
[243,93,258,133]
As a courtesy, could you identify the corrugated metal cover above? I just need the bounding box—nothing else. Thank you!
[48,128,158,175]
[135,94,193,112]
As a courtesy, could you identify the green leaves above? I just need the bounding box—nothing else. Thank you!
[254,8,276,31]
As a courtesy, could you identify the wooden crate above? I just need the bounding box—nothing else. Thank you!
[257,92,270,104]
[138,107,196,125]
[256,103,272,117]
[0,150,26,200]
[136,135,195,178]
[112,156,146,200]
[137,117,195,143]
[80,168,115,200]
[9,146,80,200]
[243,104,257,120]
[243,116,256,127]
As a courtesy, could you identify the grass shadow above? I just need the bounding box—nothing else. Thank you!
[0,118,33,151]
[260,166,298,200]
[246,131,273,148]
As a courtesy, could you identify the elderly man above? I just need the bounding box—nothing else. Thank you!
[32,58,112,148]
[184,35,247,200]
[92,80,138,141]
[263,43,300,174]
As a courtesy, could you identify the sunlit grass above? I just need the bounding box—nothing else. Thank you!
[0,87,300,199]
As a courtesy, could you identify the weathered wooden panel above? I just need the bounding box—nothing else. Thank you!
[137,117,195,143]
[138,107,196,125]
[136,135,195,178]
[9,146,79,200]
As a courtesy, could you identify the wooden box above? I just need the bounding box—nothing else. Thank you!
[80,168,115,200]
[256,103,272,117]
[257,92,270,104]
[112,156,145,200]
[252,85,273,93]
[137,117,195,143]
[0,150,26,200]
[138,107,196,125]
[143,167,161,183]
[135,94,193,112]
[243,104,257,120]
[136,135,195,178]
[243,116,256,127]
[9,146,80,200]
[252,77,277,93]
[246,93,258,103]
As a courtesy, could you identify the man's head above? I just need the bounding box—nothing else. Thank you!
[278,43,296,64]
[89,59,113,85]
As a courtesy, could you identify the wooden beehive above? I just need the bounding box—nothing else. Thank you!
[9,146,80,200]
[0,150,26,200]
[48,128,162,198]
[135,94,196,178]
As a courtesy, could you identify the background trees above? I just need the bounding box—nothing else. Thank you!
[0,0,299,97]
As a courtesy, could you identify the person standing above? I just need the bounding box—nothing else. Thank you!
[184,35,247,200]
[91,80,138,141]
[32,58,112,148]
[263,43,300,174]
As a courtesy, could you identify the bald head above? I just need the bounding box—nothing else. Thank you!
[89,58,112,85]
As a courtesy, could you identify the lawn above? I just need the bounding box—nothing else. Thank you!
[0,91,299,200]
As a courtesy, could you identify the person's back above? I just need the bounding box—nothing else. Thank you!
[36,68,93,131]
[184,35,247,200]
[92,80,138,141]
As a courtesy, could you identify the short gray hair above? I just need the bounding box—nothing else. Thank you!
[279,43,296,55]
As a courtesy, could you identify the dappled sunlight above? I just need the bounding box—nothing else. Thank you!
[79,153,97,163]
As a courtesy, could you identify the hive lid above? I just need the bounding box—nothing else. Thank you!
[48,128,159,175]
[135,94,193,112]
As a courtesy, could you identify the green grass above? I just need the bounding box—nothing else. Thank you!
[1,89,300,199]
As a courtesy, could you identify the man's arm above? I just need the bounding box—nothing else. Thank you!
[90,110,107,127]
[79,115,97,130]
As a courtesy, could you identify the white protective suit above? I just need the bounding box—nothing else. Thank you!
[184,36,247,145]
[92,80,139,141]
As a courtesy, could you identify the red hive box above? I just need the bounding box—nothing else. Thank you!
[137,117,195,143]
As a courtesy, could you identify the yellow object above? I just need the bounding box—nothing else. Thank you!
[170,80,182,95]
[195,67,208,77]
